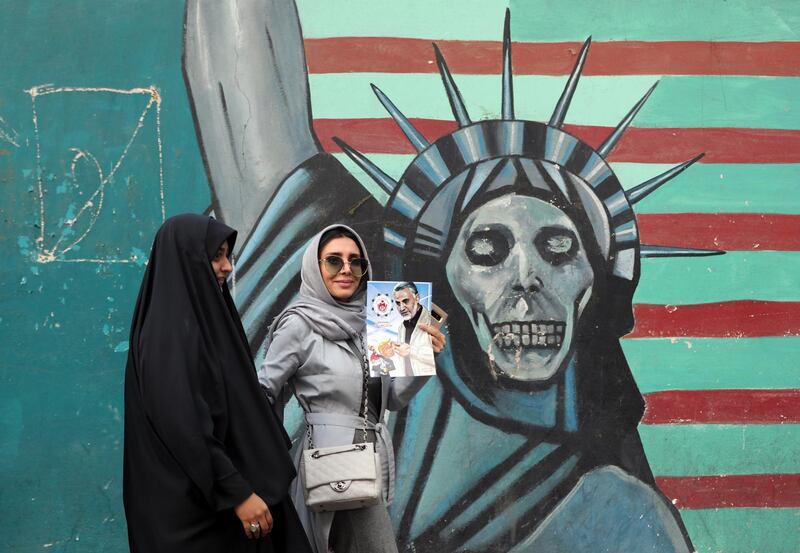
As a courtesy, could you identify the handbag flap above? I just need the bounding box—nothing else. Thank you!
[302,444,378,488]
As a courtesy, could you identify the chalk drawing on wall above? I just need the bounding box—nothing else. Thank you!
[25,85,165,264]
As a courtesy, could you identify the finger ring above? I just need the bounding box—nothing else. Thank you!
[249,521,260,533]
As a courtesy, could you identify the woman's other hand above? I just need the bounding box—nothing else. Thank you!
[234,493,273,539]
[418,323,446,353]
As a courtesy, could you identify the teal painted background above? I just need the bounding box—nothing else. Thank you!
[0,2,207,550]
[1,1,798,551]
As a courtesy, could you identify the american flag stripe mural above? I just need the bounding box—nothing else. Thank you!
[296,0,799,550]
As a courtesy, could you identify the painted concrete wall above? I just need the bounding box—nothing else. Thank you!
[1,1,798,551]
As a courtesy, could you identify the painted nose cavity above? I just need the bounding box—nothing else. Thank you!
[513,245,543,293]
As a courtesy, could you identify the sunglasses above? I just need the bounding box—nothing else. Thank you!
[319,256,369,278]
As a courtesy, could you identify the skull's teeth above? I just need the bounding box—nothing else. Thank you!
[490,321,565,349]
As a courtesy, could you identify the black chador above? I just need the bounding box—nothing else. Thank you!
[123,214,311,552]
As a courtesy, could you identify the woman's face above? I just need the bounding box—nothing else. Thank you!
[211,241,233,288]
[319,236,363,300]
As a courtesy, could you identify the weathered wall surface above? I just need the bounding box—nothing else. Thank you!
[1,1,798,551]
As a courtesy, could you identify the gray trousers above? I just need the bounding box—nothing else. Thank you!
[329,504,399,553]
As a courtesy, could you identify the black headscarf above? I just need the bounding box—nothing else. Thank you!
[123,214,303,552]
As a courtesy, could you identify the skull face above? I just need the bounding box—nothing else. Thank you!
[445,194,594,381]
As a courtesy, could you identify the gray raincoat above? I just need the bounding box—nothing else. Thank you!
[257,225,428,553]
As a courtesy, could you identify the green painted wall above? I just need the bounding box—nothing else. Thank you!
[0,2,207,550]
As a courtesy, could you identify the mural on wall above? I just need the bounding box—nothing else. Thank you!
[184,2,720,551]
[361,17,716,551]
[2,1,798,552]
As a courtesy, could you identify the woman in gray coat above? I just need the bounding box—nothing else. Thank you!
[257,225,445,553]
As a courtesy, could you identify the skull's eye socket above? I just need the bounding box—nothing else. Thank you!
[465,227,512,266]
[535,227,579,266]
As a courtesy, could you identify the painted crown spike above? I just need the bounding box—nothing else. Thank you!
[640,245,725,258]
[332,137,399,195]
[366,10,726,282]
[432,43,472,127]
[597,81,659,158]
[549,37,592,128]
[501,8,514,120]
[371,84,430,153]
[626,153,705,205]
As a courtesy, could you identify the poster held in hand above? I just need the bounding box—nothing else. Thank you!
[366,280,437,377]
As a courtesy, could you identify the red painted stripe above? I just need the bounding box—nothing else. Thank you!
[315,118,800,163]
[656,474,800,509]
[638,214,800,252]
[643,389,800,424]
[305,38,800,77]
[629,300,800,338]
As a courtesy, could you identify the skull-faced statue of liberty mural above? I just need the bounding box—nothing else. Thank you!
[184,2,720,551]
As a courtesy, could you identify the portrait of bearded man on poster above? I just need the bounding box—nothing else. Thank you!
[391,282,436,377]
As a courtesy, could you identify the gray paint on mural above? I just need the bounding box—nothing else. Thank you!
[184,0,320,241]
[515,466,690,552]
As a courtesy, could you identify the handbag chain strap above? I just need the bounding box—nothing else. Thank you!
[306,332,370,449]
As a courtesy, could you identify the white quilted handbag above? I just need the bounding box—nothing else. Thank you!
[300,442,381,512]
[300,333,381,512]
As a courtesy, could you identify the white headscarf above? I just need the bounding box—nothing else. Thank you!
[267,224,371,343]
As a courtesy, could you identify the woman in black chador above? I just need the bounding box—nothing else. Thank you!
[123,214,312,553]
